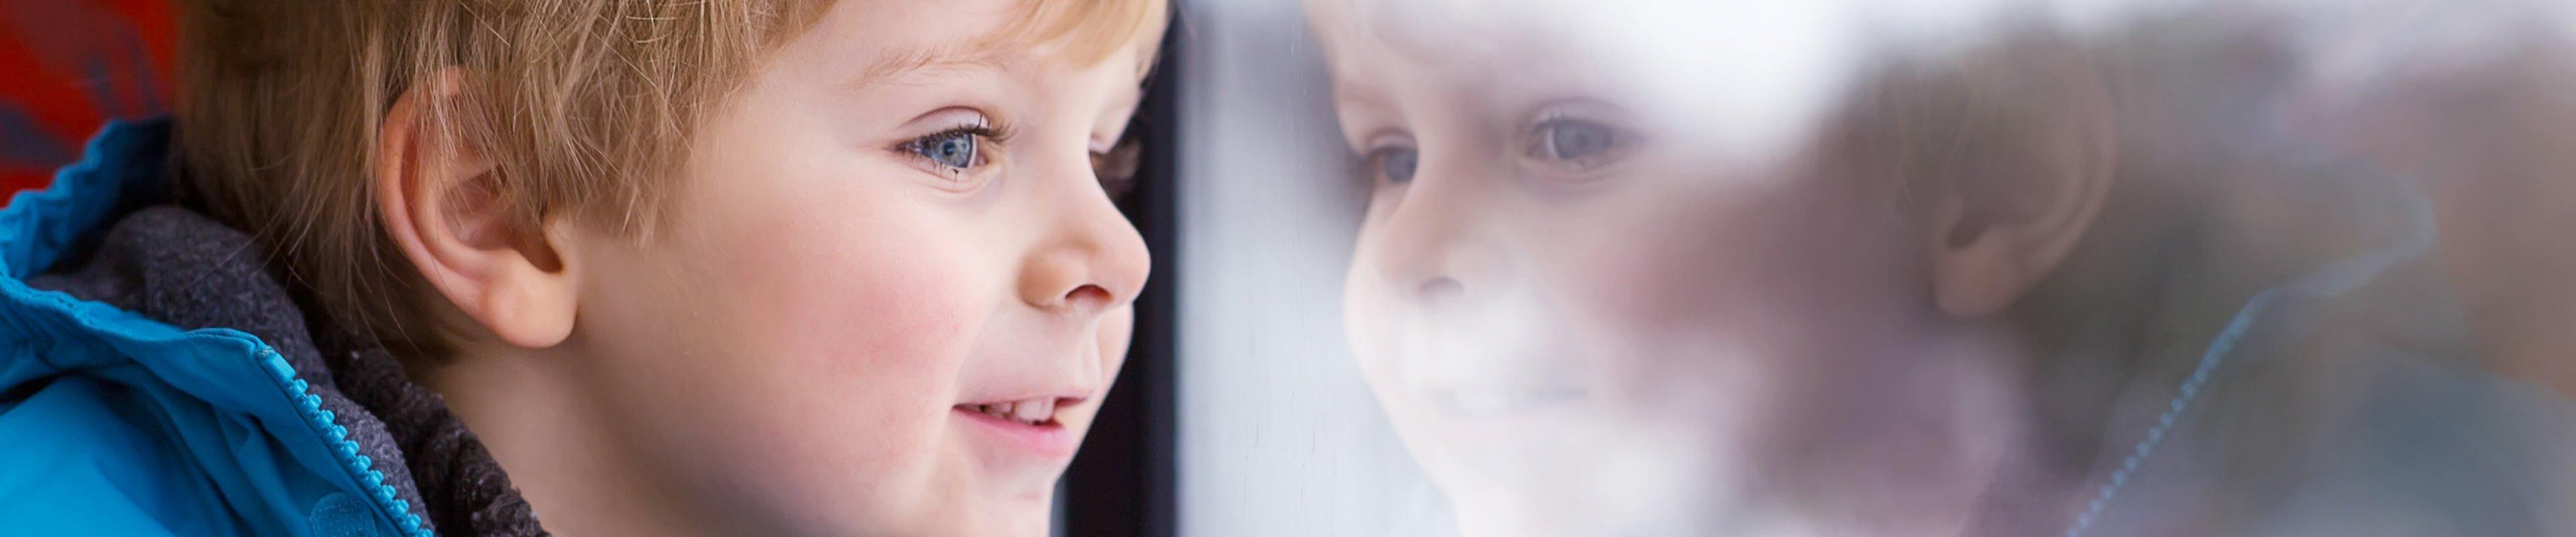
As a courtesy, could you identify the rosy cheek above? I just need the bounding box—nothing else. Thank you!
[755,232,974,375]
[680,203,989,507]
[686,191,987,437]
[1560,202,1741,334]
[1566,234,1674,328]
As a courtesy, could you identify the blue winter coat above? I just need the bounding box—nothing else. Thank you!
[0,121,435,537]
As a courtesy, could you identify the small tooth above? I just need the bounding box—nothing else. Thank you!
[991,402,1015,418]
[1012,399,1051,423]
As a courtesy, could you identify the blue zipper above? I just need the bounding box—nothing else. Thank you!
[258,345,435,537]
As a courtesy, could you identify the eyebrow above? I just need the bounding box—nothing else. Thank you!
[845,44,1011,91]
[1332,80,1394,113]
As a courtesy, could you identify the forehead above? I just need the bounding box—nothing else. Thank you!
[783,0,1163,85]
[1310,1,1580,83]
[1313,3,1617,122]
[1309,0,1862,162]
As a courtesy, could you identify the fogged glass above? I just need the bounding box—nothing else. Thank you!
[1177,0,2576,536]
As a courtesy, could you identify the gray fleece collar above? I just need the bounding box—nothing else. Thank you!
[28,205,547,536]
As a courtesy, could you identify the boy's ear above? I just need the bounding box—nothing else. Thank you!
[1923,60,2118,319]
[376,70,581,349]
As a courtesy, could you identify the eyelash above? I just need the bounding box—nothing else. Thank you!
[1090,136,1146,198]
[1523,109,1633,175]
[1364,145,1415,186]
[892,114,1152,199]
[897,120,1016,178]
[1352,130,1418,188]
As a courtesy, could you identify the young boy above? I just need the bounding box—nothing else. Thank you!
[0,1,1163,536]
[1307,1,2573,535]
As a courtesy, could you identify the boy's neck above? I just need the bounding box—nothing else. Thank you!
[423,344,729,537]
[1780,323,2096,537]
[1939,326,2100,537]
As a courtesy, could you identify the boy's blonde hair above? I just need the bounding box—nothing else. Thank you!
[176,0,1167,358]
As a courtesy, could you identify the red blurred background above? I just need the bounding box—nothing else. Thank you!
[0,0,172,197]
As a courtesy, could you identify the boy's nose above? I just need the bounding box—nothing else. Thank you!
[1369,157,1507,311]
[1018,160,1152,317]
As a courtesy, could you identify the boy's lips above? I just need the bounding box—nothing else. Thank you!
[953,396,1088,458]
[1426,384,1590,416]
[953,336,1112,462]
[1396,330,1595,418]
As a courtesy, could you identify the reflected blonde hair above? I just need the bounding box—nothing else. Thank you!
[176,0,1167,357]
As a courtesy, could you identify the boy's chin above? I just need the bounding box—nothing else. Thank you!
[818,492,1053,537]
[955,495,1057,537]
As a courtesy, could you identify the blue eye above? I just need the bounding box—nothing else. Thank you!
[1371,147,1419,184]
[1535,119,1619,164]
[908,130,982,170]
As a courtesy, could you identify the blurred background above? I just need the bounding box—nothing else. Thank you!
[0,1,170,193]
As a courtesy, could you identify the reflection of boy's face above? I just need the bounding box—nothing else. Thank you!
[561,1,1154,535]
[1318,6,1966,536]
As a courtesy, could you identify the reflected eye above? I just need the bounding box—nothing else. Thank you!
[1091,136,1144,198]
[1540,120,1615,161]
[1368,146,1419,184]
[1530,118,1626,169]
